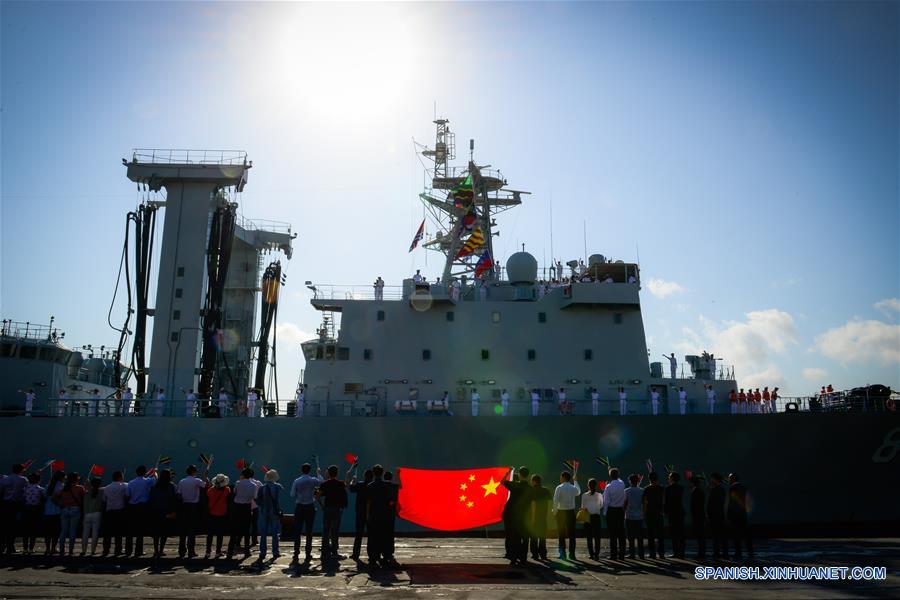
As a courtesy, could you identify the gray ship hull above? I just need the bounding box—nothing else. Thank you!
[3,412,898,533]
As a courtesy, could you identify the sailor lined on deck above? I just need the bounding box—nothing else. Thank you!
[471,388,480,416]
[706,385,716,414]
[412,270,424,284]
[557,388,568,415]
[591,388,600,416]
[181,388,198,418]
[218,388,228,417]
[122,387,133,416]
[664,353,677,379]
[679,387,688,415]
[295,385,305,418]
[373,276,384,300]
[729,389,738,414]
[530,389,540,416]
[618,387,627,416]
[500,389,509,416]
[650,386,660,416]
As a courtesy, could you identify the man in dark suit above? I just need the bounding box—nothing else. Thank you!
[727,473,753,560]
[642,472,665,558]
[348,468,373,560]
[664,472,686,558]
[707,473,728,559]
[501,466,530,565]
[689,476,706,559]
[365,464,395,569]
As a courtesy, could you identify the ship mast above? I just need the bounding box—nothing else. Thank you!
[417,118,528,283]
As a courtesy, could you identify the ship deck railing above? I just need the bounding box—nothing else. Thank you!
[131,148,248,166]
[3,393,896,418]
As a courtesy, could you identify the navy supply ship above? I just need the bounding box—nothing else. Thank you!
[1,127,898,535]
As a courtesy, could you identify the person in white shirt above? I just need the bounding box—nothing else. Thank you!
[470,388,480,417]
[412,270,424,284]
[557,388,567,415]
[19,389,35,416]
[650,386,660,416]
[218,388,228,418]
[154,389,166,417]
[552,470,581,560]
[176,465,207,558]
[500,389,509,417]
[89,388,101,417]
[624,474,645,558]
[602,468,627,560]
[478,279,487,301]
[618,387,628,416]
[451,279,461,302]
[530,389,540,417]
[247,389,257,418]
[58,389,68,417]
[679,387,688,416]
[122,388,133,416]
[591,388,599,417]
[581,478,604,560]
[373,276,384,301]
[295,386,305,418]
[706,385,716,415]
[182,388,197,418]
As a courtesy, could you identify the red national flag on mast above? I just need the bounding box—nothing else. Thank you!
[397,467,511,531]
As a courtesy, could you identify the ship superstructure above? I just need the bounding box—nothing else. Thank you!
[301,120,737,417]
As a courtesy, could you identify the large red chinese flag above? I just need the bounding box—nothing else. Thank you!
[397,467,512,531]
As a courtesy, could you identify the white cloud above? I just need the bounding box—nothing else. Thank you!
[275,322,314,347]
[675,309,798,384]
[813,319,900,366]
[646,278,686,299]
[874,298,900,318]
[802,367,828,382]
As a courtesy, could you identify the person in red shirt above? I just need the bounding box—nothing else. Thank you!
[738,389,747,415]
[729,390,738,415]
[753,389,762,414]
[205,474,231,558]
[762,387,771,413]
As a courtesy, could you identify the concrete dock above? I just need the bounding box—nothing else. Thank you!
[1,538,897,599]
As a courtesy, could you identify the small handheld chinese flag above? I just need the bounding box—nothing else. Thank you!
[397,467,511,531]
[598,480,608,491]
[345,452,359,465]
[236,459,246,470]
[90,464,105,477]
[51,460,65,472]
[684,469,693,480]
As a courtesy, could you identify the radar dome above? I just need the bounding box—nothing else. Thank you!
[506,251,537,285]
[588,254,606,267]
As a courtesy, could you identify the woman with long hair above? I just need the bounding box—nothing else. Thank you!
[54,472,84,557]
[43,470,65,555]
[81,477,103,555]
[581,478,604,561]
[149,469,178,558]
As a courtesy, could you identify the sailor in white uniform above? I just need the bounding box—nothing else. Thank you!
[679,387,688,415]
[471,388,480,417]
[413,270,424,284]
[247,389,258,418]
[295,386,305,418]
[182,388,197,418]
[664,353,678,379]
[650,387,660,416]
[58,389,68,417]
[218,388,228,417]
[591,388,600,416]
[122,387,134,416]
[451,279,461,302]
[530,389,540,416]
[500,389,509,416]
[557,388,568,415]
[20,389,35,416]
[373,277,384,301]
[478,280,487,302]
[89,388,101,417]
[618,387,628,416]
[706,385,716,415]
[155,389,166,417]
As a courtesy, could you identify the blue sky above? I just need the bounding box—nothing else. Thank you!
[2,1,898,397]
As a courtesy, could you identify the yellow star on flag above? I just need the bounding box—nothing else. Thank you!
[481,477,501,497]
[468,474,475,482]
[460,483,467,490]
[459,494,466,502]
[466,501,474,508]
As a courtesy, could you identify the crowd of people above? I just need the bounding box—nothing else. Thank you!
[1,458,753,570]
[499,466,753,564]
[0,459,399,570]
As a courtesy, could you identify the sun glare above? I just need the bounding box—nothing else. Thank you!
[259,4,420,125]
